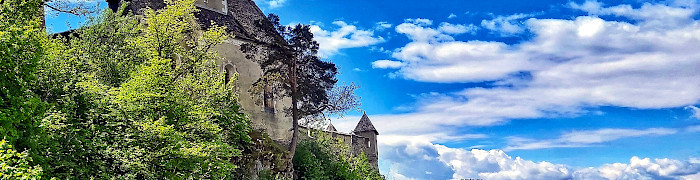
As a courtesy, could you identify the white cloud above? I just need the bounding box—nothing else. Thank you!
[378,139,700,180]
[481,13,535,36]
[379,139,455,180]
[687,125,700,132]
[349,1,700,179]
[573,156,700,180]
[268,0,286,8]
[369,46,392,54]
[569,0,697,29]
[369,2,700,135]
[371,60,405,69]
[685,106,700,119]
[254,0,287,9]
[375,22,393,31]
[448,13,458,19]
[436,145,572,180]
[309,21,385,57]
[438,22,479,35]
[505,128,677,151]
[405,18,434,26]
[395,19,478,43]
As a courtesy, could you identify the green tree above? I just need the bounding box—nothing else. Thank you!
[30,0,251,178]
[242,14,339,156]
[0,0,48,153]
[0,139,43,180]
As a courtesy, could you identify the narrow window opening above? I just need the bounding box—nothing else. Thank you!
[225,68,231,84]
[263,85,274,113]
[224,64,235,85]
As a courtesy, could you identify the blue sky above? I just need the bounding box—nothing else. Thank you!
[47,0,700,179]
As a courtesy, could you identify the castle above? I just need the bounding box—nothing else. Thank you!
[106,0,379,168]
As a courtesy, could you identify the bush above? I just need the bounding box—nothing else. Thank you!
[1,139,43,180]
[293,131,383,179]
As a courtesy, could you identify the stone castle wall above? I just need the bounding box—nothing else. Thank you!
[214,38,294,145]
[298,126,378,168]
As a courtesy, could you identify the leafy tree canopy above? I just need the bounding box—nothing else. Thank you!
[3,0,252,178]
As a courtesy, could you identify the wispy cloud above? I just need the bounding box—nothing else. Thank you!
[481,13,535,36]
[405,18,434,26]
[504,128,677,151]
[371,60,404,69]
[686,106,700,119]
[448,13,457,19]
[254,0,287,9]
[375,21,393,31]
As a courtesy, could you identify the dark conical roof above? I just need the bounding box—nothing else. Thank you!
[353,112,378,135]
[325,123,337,132]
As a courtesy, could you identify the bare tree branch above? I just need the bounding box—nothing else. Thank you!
[42,0,99,16]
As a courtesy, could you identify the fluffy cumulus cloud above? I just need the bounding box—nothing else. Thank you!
[573,156,700,180]
[376,139,700,180]
[309,21,385,57]
[505,128,677,151]
[379,140,455,180]
[435,145,571,180]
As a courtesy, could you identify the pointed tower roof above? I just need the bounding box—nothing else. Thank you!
[325,123,337,132]
[353,112,378,135]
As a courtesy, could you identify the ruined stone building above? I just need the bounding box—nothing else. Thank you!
[299,112,379,168]
[106,0,379,168]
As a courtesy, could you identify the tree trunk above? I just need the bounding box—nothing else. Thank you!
[288,56,299,158]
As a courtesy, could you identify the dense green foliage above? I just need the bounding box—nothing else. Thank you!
[293,132,383,180]
[0,0,48,155]
[2,0,252,178]
[1,139,43,180]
